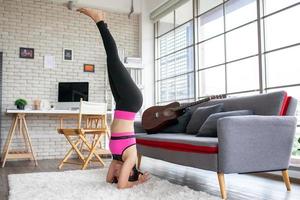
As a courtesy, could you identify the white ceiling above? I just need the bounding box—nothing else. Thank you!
[50,0,143,13]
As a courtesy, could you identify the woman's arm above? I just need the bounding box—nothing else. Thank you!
[117,159,150,188]
[117,158,136,189]
[106,161,116,183]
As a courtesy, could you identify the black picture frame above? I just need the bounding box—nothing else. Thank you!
[83,64,95,73]
[63,48,73,61]
[19,47,34,59]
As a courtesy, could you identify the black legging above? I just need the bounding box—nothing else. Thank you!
[96,21,143,113]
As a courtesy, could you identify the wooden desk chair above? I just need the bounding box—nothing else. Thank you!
[57,100,110,170]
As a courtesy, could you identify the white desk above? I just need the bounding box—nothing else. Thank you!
[1,109,112,168]
[6,109,113,114]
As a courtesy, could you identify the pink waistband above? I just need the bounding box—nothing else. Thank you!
[111,132,135,136]
[114,110,136,121]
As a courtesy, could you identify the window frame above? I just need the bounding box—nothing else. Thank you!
[154,0,300,125]
[155,0,196,104]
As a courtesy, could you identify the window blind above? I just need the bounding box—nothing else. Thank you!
[150,0,190,22]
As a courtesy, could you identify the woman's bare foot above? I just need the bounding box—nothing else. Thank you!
[77,8,106,23]
[138,172,150,184]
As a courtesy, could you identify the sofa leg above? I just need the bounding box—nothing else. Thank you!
[282,170,291,191]
[217,173,227,199]
[137,153,142,170]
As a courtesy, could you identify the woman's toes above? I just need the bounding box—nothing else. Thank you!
[76,8,85,12]
[77,8,105,23]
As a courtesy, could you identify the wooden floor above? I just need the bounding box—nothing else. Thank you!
[0,157,300,200]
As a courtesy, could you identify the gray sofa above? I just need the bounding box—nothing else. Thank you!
[134,91,297,199]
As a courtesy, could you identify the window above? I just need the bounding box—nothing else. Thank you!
[199,65,226,97]
[226,57,259,93]
[265,45,300,88]
[155,0,194,104]
[262,0,300,159]
[154,0,300,159]
[225,0,257,30]
[198,35,225,68]
[225,22,258,61]
[198,4,224,41]
[263,0,299,15]
[196,0,260,98]
[264,5,300,51]
[198,0,223,15]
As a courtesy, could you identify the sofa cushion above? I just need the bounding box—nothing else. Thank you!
[186,103,224,134]
[134,121,146,133]
[136,133,218,154]
[184,91,288,116]
[158,108,192,134]
[197,110,254,137]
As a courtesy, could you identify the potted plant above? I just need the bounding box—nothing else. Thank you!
[298,137,300,152]
[15,98,27,110]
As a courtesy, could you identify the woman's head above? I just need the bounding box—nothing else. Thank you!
[111,161,140,183]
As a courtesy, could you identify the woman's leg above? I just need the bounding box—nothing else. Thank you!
[96,21,143,112]
[96,21,120,61]
[107,71,121,105]
[77,8,143,112]
[106,160,117,183]
[77,8,123,103]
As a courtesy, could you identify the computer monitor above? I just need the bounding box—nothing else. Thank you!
[58,82,88,102]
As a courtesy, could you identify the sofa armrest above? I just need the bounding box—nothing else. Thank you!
[217,115,297,174]
[134,120,147,133]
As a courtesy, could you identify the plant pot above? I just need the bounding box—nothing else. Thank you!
[17,105,25,110]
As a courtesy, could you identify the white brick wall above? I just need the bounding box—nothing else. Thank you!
[0,0,140,159]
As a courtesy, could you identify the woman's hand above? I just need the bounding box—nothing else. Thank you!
[138,172,150,184]
[77,8,106,23]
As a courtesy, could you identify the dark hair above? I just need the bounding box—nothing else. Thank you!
[111,165,143,184]
[112,176,118,184]
[128,165,140,182]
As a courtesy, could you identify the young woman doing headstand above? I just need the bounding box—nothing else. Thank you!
[77,8,150,189]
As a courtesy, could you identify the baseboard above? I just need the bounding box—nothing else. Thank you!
[291,156,300,167]
[254,169,300,184]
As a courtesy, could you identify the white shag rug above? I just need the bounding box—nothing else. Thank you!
[8,169,218,200]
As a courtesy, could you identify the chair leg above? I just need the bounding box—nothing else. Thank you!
[91,135,106,167]
[65,136,85,161]
[79,134,105,169]
[137,153,142,170]
[81,135,103,170]
[58,138,82,169]
[217,173,227,200]
[282,170,291,191]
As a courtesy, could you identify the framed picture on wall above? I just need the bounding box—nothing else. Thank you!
[83,64,95,72]
[19,47,34,59]
[63,48,73,61]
